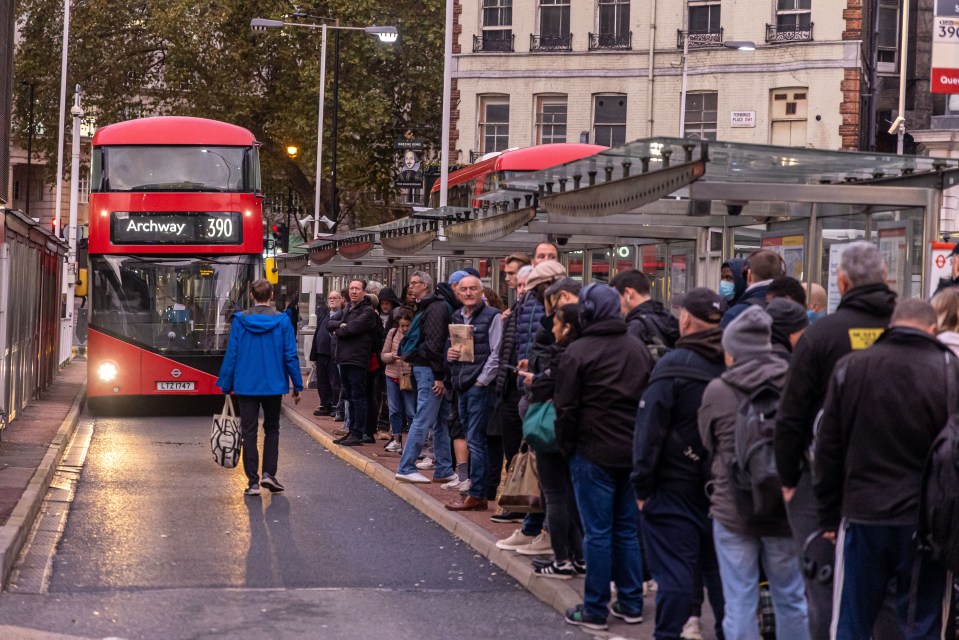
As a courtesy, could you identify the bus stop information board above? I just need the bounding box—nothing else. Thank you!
[934,0,959,92]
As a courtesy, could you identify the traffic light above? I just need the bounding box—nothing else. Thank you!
[271,223,289,253]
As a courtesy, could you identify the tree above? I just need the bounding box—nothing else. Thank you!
[13,0,445,227]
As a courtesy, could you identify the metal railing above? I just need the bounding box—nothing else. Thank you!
[473,32,515,53]
[530,33,573,52]
[588,31,632,50]
[765,22,813,43]
[469,150,484,163]
[676,28,724,49]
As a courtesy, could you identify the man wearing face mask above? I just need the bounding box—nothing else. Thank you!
[719,258,747,306]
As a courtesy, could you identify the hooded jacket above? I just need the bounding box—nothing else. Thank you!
[381,325,412,380]
[814,327,957,529]
[217,305,303,396]
[720,282,770,329]
[632,328,725,500]
[555,317,653,469]
[328,296,379,368]
[774,283,897,489]
[404,283,460,377]
[722,258,748,306]
[625,299,681,348]
[699,352,791,537]
[378,288,402,330]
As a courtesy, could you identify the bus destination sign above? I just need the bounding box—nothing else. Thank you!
[111,211,243,245]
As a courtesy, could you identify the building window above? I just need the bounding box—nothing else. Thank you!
[79,171,90,204]
[593,95,627,147]
[13,180,20,201]
[877,0,899,70]
[684,92,718,140]
[480,96,510,153]
[532,0,572,50]
[591,0,632,49]
[536,96,568,144]
[680,1,722,47]
[36,180,43,201]
[476,0,514,52]
[770,87,808,146]
[767,0,813,42]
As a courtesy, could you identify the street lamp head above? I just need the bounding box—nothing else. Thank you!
[251,18,285,32]
[286,145,299,158]
[724,40,756,51]
[364,26,399,43]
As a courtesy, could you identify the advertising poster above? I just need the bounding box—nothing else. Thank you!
[761,234,805,279]
[877,225,909,297]
[930,241,956,296]
[827,243,853,314]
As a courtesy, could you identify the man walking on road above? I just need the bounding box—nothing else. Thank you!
[445,275,502,511]
[330,280,380,447]
[217,279,303,497]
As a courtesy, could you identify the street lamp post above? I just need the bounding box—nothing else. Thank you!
[251,17,397,326]
[678,39,755,138]
[21,82,35,217]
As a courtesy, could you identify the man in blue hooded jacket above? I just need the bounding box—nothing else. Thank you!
[217,279,303,497]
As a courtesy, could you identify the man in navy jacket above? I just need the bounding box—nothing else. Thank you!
[217,279,303,497]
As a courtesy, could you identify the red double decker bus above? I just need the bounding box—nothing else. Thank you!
[87,116,264,408]
[428,143,606,208]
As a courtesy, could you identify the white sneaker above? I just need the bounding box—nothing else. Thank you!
[385,439,402,453]
[495,529,536,550]
[415,457,434,470]
[395,471,430,484]
[681,616,703,640]
[515,531,553,556]
[442,477,466,491]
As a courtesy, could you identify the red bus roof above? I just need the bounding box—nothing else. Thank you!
[92,116,257,147]
[430,143,606,193]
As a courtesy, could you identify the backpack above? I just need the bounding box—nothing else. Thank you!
[918,355,959,573]
[637,314,673,362]
[398,301,452,358]
[731,382,786,524]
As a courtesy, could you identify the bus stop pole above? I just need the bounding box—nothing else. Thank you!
[308,24,328,329]
[438,0,454,207]
[67,87,82,361]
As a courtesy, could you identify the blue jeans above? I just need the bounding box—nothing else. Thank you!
[385,377,416,436]
[712,520,809,640]
[339,364,367,439]
[457,384,492,499]
[397,366,454,478]
[835,522,948,640]
[569,453,644,620]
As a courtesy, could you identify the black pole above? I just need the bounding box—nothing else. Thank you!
[24,82,34,216]
[330,29,340,231]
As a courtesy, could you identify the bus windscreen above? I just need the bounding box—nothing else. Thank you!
[94,146,249,192]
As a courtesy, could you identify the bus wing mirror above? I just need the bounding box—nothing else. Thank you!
[265,258,279,285]
[75,268,88,297]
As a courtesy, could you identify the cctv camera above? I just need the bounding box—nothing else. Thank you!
[723,200,748,216]
[888,115,905,136]
[555,236,569,247]
[387,258,396,265]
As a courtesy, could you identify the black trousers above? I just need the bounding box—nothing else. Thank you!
[315,354,338,409]
[365,369,385,437]
[236,395,282,487]
[486,385,523,500]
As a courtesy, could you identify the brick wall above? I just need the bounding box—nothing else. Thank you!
[840,0,863,149]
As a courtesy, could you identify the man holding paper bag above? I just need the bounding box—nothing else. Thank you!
[445,275,502,511]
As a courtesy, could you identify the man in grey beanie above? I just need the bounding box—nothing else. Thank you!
[698,306,809,640]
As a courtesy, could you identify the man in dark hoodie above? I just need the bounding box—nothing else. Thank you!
[774,241,896,640]
[217,279,303,497]
[720,259,747,307]
[632,287,727,640]
[815,299,954,638]
[720,250,785,328]
[394,271,459,484]
[556,284,654,632]
[328,280,380,447]
[612,269,680,357]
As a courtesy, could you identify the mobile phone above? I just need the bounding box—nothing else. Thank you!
[503,364,519,372]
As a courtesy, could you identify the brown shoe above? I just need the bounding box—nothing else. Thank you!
[332,427,348,437]
[445,495,488,511]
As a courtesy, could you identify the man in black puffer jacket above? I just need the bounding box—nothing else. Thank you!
[328,280,379,446]
[774,241,896,640]
[632,288,726,640]
[555,284,654,632]
[612,269,679,357]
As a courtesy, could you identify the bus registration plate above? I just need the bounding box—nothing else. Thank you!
[157,381,195,391]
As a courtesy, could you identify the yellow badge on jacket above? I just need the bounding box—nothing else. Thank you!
[848,328,883,350]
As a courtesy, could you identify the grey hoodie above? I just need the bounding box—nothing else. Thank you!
[698,353,791,537]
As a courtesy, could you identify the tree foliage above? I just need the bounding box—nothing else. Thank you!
[13,0,445,226]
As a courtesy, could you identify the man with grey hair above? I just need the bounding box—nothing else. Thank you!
[774,240,897,640]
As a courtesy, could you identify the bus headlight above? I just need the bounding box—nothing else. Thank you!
[97,362,118,382]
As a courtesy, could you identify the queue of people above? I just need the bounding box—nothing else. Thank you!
[304,240,957,639]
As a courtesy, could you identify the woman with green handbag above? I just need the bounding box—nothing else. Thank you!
[520,302,585,580]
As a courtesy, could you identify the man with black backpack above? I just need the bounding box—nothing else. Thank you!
[698,306,809,640]
[814,299,955,639]
[612,269,679,361]
[632,288,726,640]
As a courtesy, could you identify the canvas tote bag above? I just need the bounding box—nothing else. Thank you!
[211,397,242,468]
